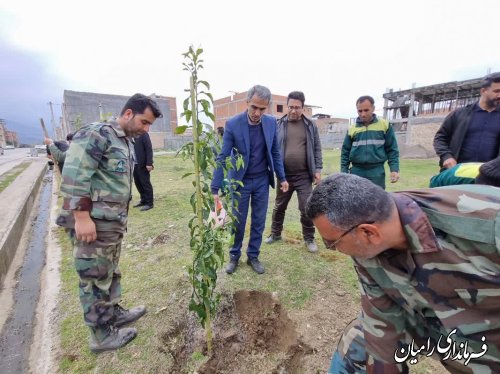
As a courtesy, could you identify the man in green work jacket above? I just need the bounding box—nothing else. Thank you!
[429,156,500,188]
[341,95,400,189]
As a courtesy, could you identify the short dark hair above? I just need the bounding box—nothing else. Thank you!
[475,156,500,187]
[120,93,163,118]
[480,72,500,89]
[306,173,394,230]
[66,133,73,142]
[287,91,305,107]
[356,95,375,105]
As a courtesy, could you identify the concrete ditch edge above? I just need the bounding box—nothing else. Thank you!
[0,162,48,286]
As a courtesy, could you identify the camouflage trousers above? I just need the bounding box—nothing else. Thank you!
[329,317,370,374]
[68,229,123,327]
[329,316,477,374]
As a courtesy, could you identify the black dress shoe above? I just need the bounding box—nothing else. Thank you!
[226,259,239,274]
[140,205,154,211]
[133,202,144,208]
[246,257,265,274]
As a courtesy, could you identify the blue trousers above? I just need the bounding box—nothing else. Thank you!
[230,174,269,260]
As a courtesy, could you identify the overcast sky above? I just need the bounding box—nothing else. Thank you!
[1,0,499,143]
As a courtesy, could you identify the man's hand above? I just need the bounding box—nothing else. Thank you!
[443,158,457,169]
[146,165,154,172]
[43,137,53,145]
[390,171,400,183]
[74,211,97,243]
[280,181,289,192]
[314,172,321,185]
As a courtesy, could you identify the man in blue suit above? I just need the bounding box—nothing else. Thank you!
[212,85,289,274]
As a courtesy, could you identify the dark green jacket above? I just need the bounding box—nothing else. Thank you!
[340,116,399,172]
[429,162,481,187]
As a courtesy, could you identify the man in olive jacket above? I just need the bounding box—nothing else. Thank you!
[265,91,323,253]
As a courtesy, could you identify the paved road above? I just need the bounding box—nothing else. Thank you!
[0,148,45,176]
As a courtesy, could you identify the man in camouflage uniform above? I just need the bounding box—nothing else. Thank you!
[57,94,162,353]
[306,173,500,373]
[44,133,73,172]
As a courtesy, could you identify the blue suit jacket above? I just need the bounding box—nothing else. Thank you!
[211,112,286,193]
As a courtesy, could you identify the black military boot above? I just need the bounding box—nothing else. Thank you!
[113,304,147,327]
[89,324,137,353]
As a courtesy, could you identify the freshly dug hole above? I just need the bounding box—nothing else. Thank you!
[160,290,312,373]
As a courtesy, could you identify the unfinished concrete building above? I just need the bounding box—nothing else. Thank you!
[61,90,178,149]
[382,76,484,155]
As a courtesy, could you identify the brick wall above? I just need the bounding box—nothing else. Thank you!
[407,123,441,155]
[149,132,167,149]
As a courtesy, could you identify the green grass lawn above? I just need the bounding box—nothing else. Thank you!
[56,149,440,373]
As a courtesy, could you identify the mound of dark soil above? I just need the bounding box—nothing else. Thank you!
[160,290,312,373]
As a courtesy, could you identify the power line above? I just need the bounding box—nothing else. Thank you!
[60,103,106,107]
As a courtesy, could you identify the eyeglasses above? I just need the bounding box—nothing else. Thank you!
[288,106,303,111]
[323,221,374,250]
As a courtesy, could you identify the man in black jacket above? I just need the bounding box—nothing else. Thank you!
[265,91,323,253]
[433,72,500,170]
[133,132,154,211]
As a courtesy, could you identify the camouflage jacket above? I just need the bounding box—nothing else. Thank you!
[354,184,500,373]
[56,120,135,232]
[48,142,67,165]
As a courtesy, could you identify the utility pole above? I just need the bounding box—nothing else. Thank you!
[39,118,49,138]
[48,101,56,138]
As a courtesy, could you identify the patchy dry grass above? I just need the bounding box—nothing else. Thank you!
[55,150,445,373]
[0,161,31,193]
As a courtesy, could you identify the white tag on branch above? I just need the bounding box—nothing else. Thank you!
[208,200,229,228]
